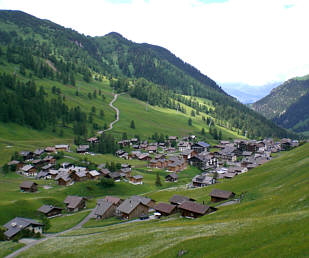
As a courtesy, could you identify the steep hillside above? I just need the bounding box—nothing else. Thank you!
[273,91,309,132]
[252,75,309,119]
[13,143,309,257]
[0,10,294,141]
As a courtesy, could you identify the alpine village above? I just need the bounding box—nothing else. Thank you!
[0,9,308,258]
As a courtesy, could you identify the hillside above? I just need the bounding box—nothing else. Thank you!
[252,75,309,120]
[5,142,308,257]
[0,9,294,144]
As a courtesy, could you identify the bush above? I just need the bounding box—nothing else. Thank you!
[99,178,115,188]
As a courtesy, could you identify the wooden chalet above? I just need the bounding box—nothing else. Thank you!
[178,201,216,218]
[101,196,123,206]
[55,144,70,152]
[87,170,101,180]
[130,195,156,209]
[165,173,178,182]
[7,160,22,170]
[154,203,176,216]
[20,181,38,192]
[116,198,149,220]
[93,200,117,220]
[37,205,63,217]
[129,175,144,185]
[191,142,210,153]
[64,196,86,212]
[20,164,37,176]
[169,195,195,206]
[210,189,235,203]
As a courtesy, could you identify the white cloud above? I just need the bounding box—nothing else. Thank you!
[0,0,309,86]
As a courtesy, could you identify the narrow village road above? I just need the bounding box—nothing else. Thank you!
[97,93,120,134]
[5,210,95,258]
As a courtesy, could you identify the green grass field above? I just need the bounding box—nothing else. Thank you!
[12,143,308,257]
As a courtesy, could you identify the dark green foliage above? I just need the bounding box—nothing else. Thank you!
[91,134,118,154]
[99,177,115,188]
[155,172,162,187]
[130,120,135,129]
[188,118,192,126]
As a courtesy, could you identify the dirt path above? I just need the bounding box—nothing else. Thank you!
[5,209,95,258]
[97,93,120,135]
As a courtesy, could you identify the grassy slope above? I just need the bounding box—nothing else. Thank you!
[15,143,309,257]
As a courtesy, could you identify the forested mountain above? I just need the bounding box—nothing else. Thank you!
[252,74,309,133]
[273,91,309,132]
[252,75,309,119]
[0,10,295,139]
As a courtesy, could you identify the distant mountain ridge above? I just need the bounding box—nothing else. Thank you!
[252,74,309,133]
[0,9,295,139]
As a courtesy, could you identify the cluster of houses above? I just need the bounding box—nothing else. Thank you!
[92,189,236,222]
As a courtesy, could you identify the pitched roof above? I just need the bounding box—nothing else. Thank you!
[210,189,235,199]
[21,164,34,172]
[4,217,42,238]
[130,195,152,206]
[117,199,146,214]
[94,200,114,216]
[196,141,210,148]
[20,181,37,189]
[64,196,85,209]
[169,195,195,205]
[154,203,176,214]
[165,173,178,179]
[37,205,63,214]
[178,201,209,215]
[102,196,122,205]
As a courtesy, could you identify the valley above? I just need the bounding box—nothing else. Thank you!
[0,9,307,258]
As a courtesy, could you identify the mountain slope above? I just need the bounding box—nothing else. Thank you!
[252,75,309,120]
[273,91,309,132]
[0,10,295,140]
[16,143,309,257]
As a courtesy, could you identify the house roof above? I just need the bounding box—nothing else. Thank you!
[20,181,37,189]
[132,175,143,180]
[102,196,122,205]
[94,200,114,216]
[37,205,63,214]
[196,142,210,148]
[169,195,195,205]
[4,217,42,238]
[154,203,176,214]
[166,173,178,179]
[7,160,20,166]
[117,199,146,214]
[130,195,152,206]
[21,164,34,172]
[64,196,85,209]
[210,189,235,199]
[178,201,209,215]
[88,170,100,177]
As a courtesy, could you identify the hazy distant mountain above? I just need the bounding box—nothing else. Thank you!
[221,82,281,104]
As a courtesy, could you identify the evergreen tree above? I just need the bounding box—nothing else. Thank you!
[191,110,195,117]
[130,120,135,129]
[188,118,192,126]
[201,128,205,135]
[155,172,162,187]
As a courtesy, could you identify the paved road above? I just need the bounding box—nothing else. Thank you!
[5,209,95,258]
[97,93,120,134]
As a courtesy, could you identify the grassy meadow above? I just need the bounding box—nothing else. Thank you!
[12,142,309,258]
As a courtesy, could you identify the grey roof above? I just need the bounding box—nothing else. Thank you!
[130,195,152,206]
[74,170,87,178]
[98,196,122,205]
[36,171,49,179]
[196,142,210,148]
[4,217,42,238]
[34,149,45,155]
[132,175,143,180]
[94,200,113,216]
[37,205,63,214]
[64,196,85,209]
[178,201,209,215]
[169,195,195,205]
[166,173,178,179]
[21,164,34,172]
[192,175,213,184]
[20,181,37,189]
[117,199,145,214]
[210,189,235,199]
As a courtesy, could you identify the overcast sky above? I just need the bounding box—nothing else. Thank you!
[1,0,309,86]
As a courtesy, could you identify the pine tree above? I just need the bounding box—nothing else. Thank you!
[155,172,162,187]
[130,120,135,129]
[188,118,192,126]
